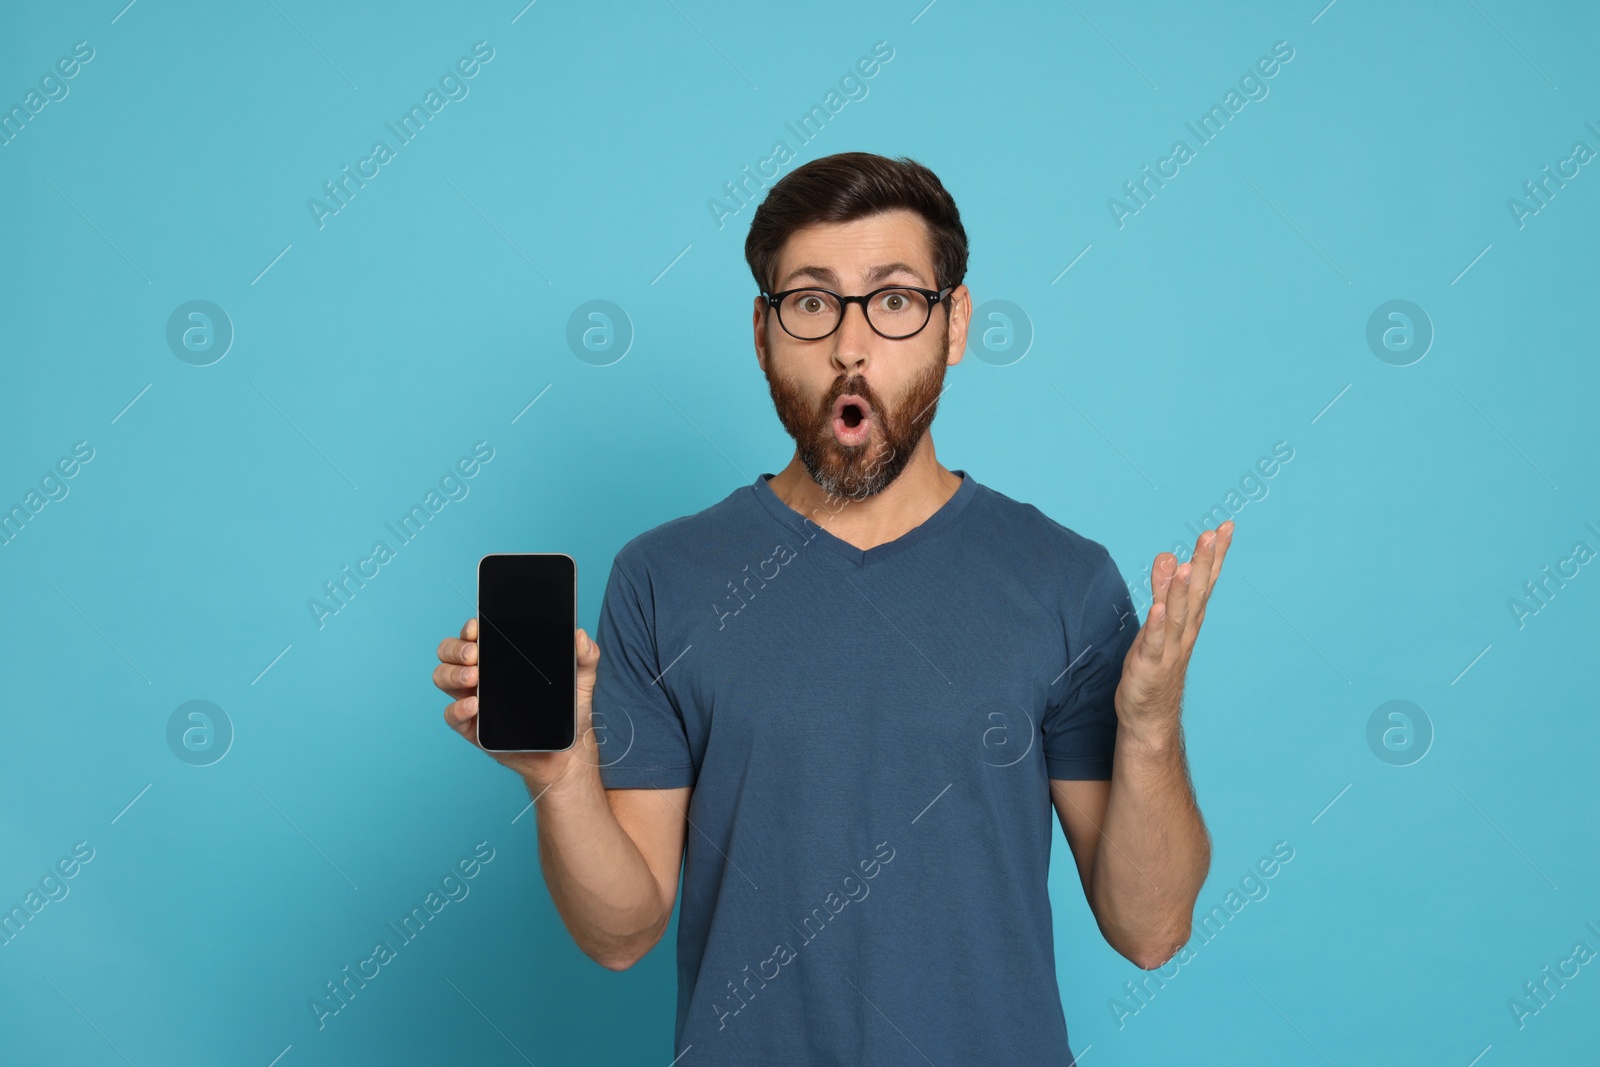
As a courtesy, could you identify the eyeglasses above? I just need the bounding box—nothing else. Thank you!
[761,284,955,341]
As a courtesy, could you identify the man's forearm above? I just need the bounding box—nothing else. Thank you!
[1091,717,1211,969]
[531,761,668,970]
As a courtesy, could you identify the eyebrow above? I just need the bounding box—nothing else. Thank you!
[778,261,930,291]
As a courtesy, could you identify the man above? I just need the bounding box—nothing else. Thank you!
[434,151,1231,1065]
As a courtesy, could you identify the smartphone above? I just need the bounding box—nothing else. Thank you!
[475,553,576,753]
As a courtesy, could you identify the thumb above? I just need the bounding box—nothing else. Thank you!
[575,627,600,700]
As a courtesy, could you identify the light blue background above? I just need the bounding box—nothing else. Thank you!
[3,1,1597,1064]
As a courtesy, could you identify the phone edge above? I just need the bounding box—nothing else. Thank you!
[474,552,578,755]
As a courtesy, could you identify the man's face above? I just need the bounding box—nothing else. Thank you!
[753,209,967,501]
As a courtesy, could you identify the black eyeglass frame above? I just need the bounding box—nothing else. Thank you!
[760,284,956,341]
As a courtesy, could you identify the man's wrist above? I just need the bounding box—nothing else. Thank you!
[526,755,602,808]
[1116,715,1183,760]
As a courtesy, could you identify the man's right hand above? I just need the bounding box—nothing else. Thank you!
[433,617,602,797]
[437,616,691,971]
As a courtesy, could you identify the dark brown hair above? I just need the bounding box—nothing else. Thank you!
[744,152,968,298]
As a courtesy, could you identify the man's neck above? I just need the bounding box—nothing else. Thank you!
[766,439,962,553]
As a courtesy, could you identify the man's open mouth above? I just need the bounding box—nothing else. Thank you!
[831,394,874,445]
[832,394,872,426]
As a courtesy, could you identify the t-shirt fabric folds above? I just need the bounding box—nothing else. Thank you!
[593,469,1138,1066]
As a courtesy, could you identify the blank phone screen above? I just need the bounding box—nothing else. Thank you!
[476,553,576,752]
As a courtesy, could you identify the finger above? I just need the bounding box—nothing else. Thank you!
[437,636,477,665]
[1144,601,1169,664]
[1204,521,1234,598]
[461,616,478,641]
[1184,530,1218,625]
[1188,526,1232,644]
[575,628,601,717]
[1144,554,1175,659]
[432,660,477,698]
[1165,560,1191,647]
[443,695,482,745]
[445,715,484,752]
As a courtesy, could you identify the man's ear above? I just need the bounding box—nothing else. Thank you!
[753,296,770,371]
[945,284,972,367]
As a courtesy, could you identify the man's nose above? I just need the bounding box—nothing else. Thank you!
[831,301,874,370]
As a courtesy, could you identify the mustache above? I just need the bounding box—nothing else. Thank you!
[823,375,877,414]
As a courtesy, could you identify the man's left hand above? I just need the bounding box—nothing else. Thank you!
[1114,520,1234,732]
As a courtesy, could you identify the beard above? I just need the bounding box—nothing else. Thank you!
[763,318,950,502]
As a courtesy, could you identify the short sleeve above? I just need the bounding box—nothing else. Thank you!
[1042,546,1138,780]
[592,554,697,789]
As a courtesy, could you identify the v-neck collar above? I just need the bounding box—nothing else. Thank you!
[749,469,979,568]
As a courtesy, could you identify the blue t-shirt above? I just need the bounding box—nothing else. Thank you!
[593,469,1138,1066]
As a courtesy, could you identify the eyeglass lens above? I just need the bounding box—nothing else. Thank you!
[777,289,932,340]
